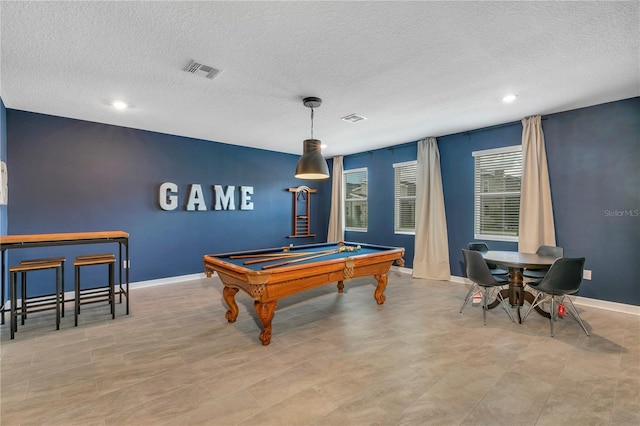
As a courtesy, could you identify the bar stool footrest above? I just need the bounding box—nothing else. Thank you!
[74,254,116,327]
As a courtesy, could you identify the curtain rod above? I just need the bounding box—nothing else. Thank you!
[463,116,547,136]
[347,116,549,155]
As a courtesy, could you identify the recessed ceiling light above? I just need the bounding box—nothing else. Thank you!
[502,94,517,103]
[321,144,328,149]
[112,101,128,110]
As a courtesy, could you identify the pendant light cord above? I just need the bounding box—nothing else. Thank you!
[310,107,314,139]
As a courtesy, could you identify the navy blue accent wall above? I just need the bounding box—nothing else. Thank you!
[341,97,639,306]
[440,97,639,305]
[542,99,639,305]
[6,110,330,296]
[343,143,417,266]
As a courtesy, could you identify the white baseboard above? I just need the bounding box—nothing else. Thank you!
[448,274,640,316]
[3,271,637,317]
[129,272,208,290]
[391,265,413,275]
[0,273,210,310]
[58,273,210,300]
[570,296,640,316]
[450,275,469,284]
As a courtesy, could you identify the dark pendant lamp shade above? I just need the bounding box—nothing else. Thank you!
[295,96,330,180]
[295,139,330,179]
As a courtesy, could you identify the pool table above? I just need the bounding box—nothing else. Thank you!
[203,241,405,345]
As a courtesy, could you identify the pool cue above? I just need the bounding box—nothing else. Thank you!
[244,249,338,265]
[230,252,314,259]
[239,251,326,265]
[262,249,345,270]
[243,254,311,265]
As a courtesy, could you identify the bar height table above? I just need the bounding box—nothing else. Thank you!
[1,231,129,325]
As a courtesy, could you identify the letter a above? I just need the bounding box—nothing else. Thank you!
[186,184,206,211]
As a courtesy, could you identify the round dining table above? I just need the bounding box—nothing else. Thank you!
[482,250,557,323]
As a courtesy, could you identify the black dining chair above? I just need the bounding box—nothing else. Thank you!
[460,249,515,325]
[523,245,564,280]
[522,257,589,337]
[467,242,508,276]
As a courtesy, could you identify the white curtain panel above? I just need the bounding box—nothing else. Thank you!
[518,116,556,253]
[327,156,344,242]
[412,138,451,280]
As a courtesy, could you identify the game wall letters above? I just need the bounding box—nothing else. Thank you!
[159,182,254,211]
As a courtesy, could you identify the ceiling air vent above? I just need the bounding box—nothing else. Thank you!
[184,60,222,80]
[341,113,367,123]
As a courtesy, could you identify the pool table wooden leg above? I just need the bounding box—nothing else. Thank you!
[255,300,278,346]
[223,286,239,322]
[337,281,344,293]
[373,274,387,305]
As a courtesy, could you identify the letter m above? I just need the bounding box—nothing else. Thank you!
[214,185,235,210]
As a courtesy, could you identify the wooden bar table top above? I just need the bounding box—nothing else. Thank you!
[1,231,129,247]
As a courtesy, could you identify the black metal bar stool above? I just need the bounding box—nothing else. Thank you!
[74,253,115,326]
[19,257,67,322]
[9,260,62,339]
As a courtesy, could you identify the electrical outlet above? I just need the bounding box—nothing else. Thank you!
[123,260,130,269]
[583,269,592,280]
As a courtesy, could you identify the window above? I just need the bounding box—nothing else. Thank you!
[473,146,522,241]
[394,161,417,234]
[343,168,367,231]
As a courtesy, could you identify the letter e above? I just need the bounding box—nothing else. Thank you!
[240,186,254,210]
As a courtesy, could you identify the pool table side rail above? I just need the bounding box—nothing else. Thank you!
[204,247,404,302]
[204,246,404,278]
[206,241,401,260]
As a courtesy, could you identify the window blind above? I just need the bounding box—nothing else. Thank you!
[394,161,417,233]
[473,146,522,240]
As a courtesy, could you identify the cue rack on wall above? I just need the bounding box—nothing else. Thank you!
[287,186,316,238]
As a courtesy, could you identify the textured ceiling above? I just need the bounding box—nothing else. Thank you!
[1,1,638,157]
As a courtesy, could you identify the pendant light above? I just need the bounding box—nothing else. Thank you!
[295,97,330,180]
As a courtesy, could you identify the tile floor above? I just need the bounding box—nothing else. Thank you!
[1,271,639,425]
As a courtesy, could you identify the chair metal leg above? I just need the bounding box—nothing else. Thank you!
[481,287,488,325]
[523,292,544,321]
[563,296,590,336]
[549,296,556,337]
[460,283,478,313]
[495,289,515,322]
[525,292,589,337]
